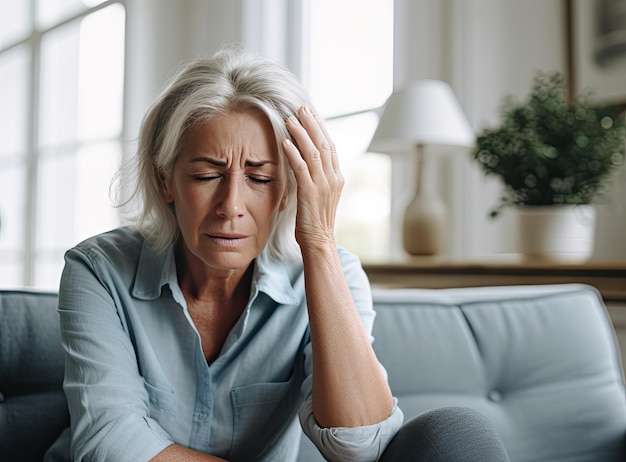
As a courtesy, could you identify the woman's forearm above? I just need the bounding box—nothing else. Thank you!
[150,444,228,462]
[302,243,394,429]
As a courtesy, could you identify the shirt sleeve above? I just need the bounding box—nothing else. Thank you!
[298,248,405,462]
[299,398,404,462]
[58,246,174,461]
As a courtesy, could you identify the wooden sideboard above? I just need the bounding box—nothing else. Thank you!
[362,258,626,371]
[362,258,626,302]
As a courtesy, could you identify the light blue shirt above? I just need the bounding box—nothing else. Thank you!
[53,226,403,462]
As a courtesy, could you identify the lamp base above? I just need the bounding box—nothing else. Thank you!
[402,145,447,256]
[402,190,446,256]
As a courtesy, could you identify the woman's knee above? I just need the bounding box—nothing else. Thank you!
[380,406,510,462]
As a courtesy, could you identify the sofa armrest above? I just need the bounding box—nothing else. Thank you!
[0,290,69,462]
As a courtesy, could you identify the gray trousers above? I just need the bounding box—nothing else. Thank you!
[380,407,511,462]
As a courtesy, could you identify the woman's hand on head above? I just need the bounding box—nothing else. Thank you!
[283,106,344,251]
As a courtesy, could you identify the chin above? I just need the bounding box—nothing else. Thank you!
[204,253,255,272]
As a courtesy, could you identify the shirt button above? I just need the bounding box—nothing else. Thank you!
[487,390,503,402]
[197,413,207,421]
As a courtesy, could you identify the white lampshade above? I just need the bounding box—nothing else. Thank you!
[368,79,474,154]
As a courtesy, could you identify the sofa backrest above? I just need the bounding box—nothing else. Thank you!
[371,284,626,462]
[0,290,69,462]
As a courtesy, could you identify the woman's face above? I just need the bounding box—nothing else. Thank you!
[161,110,288,276]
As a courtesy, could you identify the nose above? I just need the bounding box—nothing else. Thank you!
[216,175,245,219]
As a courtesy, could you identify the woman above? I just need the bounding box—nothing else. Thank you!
[46,48,510,462]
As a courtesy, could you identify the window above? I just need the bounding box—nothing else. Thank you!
[0,0,125,289]
[305,0,394,260]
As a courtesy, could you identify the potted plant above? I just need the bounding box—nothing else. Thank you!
[473,72,626,261]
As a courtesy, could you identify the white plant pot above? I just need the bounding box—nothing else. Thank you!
[516,205,596,263]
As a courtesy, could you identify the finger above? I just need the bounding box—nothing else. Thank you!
[285,114,326,179]
[282,137,313,187]
[312,111,341,175]
[297,106,336,176]
[300,108,343,190]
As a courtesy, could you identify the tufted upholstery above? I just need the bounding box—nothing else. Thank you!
[298,284,626,461]
[1,285,625,461]
[0,290,69,462]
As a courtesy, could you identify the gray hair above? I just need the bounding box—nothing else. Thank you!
[115,48,310,260]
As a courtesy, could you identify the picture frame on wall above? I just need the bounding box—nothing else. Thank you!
[565,0,626,108]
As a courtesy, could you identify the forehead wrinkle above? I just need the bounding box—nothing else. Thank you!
[189,156,227,166]
[182,111,280,170]
[187,156,278,169]
[245,159,278,168]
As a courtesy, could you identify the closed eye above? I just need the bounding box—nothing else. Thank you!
[192,174,273,185]
[193,174,221,182]
[247,175,274,184]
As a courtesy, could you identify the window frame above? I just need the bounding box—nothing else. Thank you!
[0,0,126,286]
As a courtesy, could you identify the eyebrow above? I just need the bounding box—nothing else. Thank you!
[190,157,277,167]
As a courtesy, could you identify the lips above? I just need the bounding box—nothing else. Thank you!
[207,233,247,239]
[205,233,249,246]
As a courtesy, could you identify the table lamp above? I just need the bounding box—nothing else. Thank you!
[368,80,474,255]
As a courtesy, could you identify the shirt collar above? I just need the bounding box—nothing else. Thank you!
[132,238,175,300]
[252,250,299,305]
[132,238,299,306]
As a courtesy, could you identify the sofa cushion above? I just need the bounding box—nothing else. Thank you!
[371,284,626,462]
[0,290,69,462]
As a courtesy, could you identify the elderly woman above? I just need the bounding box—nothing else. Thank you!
[45,48,510,462]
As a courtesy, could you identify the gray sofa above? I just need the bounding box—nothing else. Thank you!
[1,284,625,462]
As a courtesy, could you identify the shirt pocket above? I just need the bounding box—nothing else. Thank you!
[230,377,299,458]
[143,379,177,434]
